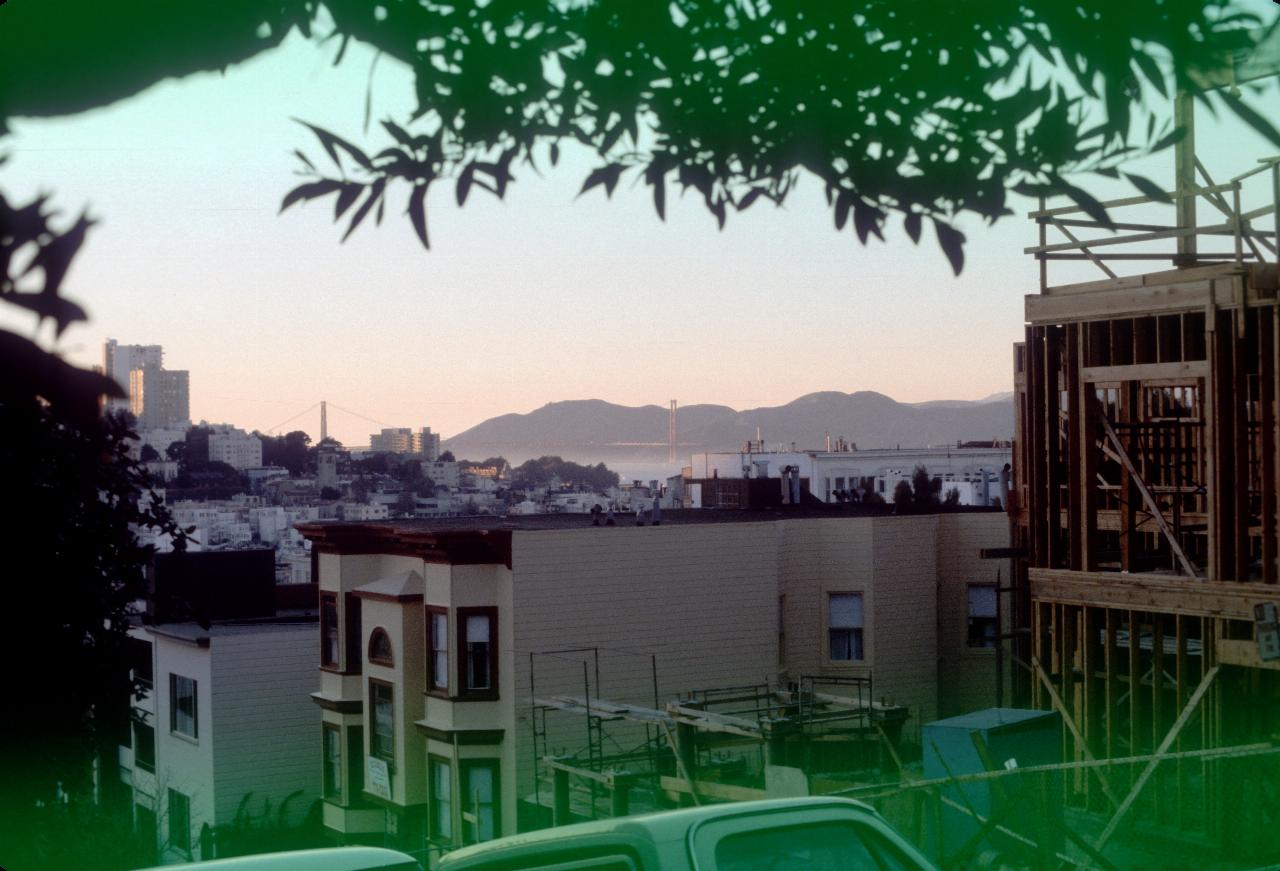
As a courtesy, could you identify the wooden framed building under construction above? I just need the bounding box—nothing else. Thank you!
[1011,146,1280,857]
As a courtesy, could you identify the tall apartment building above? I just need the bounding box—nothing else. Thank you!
[104,339,163,413]
[129,365,191,430]
[370,427,441,460]
[299,509,1008,856]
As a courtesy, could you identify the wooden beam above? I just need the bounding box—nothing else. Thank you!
[1100,416,1201,578]
[659,776,764,803]
[1032,655,1122,811]
[1029,568,1267,619]
[1096,666,1220,850]
[1082,361,1209,383]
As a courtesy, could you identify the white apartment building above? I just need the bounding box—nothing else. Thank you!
[370,428,441,459]
[687,445,1012,506]
[206,425,264,470]
[120,620,320,864]
[300,509,1007,856]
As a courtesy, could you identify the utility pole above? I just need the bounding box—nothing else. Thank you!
[320,400,328,443]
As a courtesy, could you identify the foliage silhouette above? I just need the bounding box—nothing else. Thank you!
[279,1,1278,274]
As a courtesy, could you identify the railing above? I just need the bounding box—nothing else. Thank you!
[1026,156,1280,290]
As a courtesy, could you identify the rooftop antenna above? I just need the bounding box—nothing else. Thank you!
[320,400,328,443]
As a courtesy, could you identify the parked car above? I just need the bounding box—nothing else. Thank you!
[436,797,937,871]
[134,846,421,871]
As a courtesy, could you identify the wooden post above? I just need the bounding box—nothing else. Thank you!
[552,767,571,826]
[610,777,631,818]
[1174,92,1197,266]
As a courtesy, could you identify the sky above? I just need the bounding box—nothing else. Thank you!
[3,21,1277,447]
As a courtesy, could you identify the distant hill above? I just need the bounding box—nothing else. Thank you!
[444,391,1013,466]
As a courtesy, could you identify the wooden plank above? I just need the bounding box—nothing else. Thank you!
[1100,416,1201,578]
[1067,324,1084,571]
[1027,182,1236,219]
[666,703,762,739]
[1028,568,1268,619]
[1026,283,1214,325]
[1232,308,1250,584]
[1096,667,1220,850]
[1268,306,1280,584]
[1082,361,1209,383]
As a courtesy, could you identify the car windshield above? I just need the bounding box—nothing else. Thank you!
[714,821,915,871]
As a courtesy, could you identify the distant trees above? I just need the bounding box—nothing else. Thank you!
[438,450,456,463]
[259,430,311,477]
[139,443,160,462]
[512,456,620,491]
[319,486,342,501]
[892,480,914,513]
[911,465,943,511]
[165,440,186,463]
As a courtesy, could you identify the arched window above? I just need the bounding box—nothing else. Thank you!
[368,628,394,666]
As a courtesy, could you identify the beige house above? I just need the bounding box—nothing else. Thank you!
[300,509,1007,859]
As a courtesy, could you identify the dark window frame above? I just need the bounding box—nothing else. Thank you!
[168,788,191,854]
[320,593,339,668]
[133,719,156,773]
[460,758,501,845]
[428,755,454,845]
[426,606,450,696]
[169,673,198,739]
[457,606,498,700]
[828,592,865,663]
[966,584,999,649]
[322,723,342,799]
[344,593,363,675]
[368,627,394,666]
[369,678,395,766]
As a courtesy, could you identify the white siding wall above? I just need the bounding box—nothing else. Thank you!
[210,625,322,827]
[153,636,214,862]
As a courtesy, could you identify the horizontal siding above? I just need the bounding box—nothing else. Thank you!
[211,627,322,827]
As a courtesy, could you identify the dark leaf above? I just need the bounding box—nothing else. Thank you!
[853,201,884,244]
[342,178,385,242]
[651,169,666,221]
[600,121,626,154]
[833,191,852,232]
[297,120,373,171]
[1219,88,1280,151]
[1057,178,1114,229]
[1124,172,1172,204]
[1130,53,1168,99]
[279,179,342,213]
[550,142,560,167]
[334,183,362,219]
[933,218,967,275]
[292,149,315,172]
[456,164,476,207]
[408,183,429,248]
[904,212,922,244]
[579,164,625,198]
[382,120,413,148]
[737,188,764,211]
[1149,124,1188,153]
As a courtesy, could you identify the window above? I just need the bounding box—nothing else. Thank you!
[829,593,864,661]
[344,593,363,674]
[321,594,339,667]
[461,760,500,844]
[169,674,197,739]
[322,724,342,799]
[458,607,498,697]
[427,608,449,693]
[967,585,998,648]
[168,788,191,853]
[714,821,915,871]
[131,637,154,689]
[429,757,453,842]
[346,726,365,797]
[134,720,156,773]
[369,627,394,666]
[370,680,394,762]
